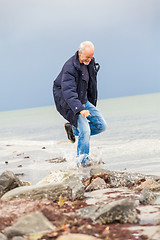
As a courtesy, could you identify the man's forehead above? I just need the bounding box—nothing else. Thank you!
[83,47,94,55]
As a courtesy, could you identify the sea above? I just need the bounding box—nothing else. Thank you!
[0,93,160,184]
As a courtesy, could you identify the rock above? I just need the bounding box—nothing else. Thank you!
[135,179,160,191]
[90,168,143,188]
[37,171,85,200]
[0,171,23,196]
[64,175,84,199]
[108,174,134,188]
[85,177,106,192]
[1,174,85,201]
[77,198,139,224]
[36,170,67,185]
[76,205,100,221]
[95,198,139,224]
[56,233,101,240]
[1,183,72,201]
[90,168,112,177]
[3,211,56,238]
[90,168,160,189]
[139,189,158,205]
[137,205,160,225]
[0,233,7,240]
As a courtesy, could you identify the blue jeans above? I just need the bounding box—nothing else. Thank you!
[73,101,107,166]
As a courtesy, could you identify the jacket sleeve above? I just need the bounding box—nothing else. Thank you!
[61,70,84,114]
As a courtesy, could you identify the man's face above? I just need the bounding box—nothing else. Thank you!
[79,47,94,65]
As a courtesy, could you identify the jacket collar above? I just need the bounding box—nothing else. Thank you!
[73,51,81,71]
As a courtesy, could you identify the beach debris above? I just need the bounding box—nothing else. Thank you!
[45,157,66,163]
[15,173,24,177]
[5,161,8,164]
[24,156,30,159]
[42,147,46,149]
[17,153,24,156]
[17,165,22,168]
[21,181,31,186]
[58,195,65,207]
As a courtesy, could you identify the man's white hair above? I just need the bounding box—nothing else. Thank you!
[79,41,94,54]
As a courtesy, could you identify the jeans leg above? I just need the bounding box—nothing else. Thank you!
[76,114,90,165]
[85,101,107,135]
[72,101,107,166]
[73,126,79,136]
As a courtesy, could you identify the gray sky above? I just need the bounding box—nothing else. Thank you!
[0,0,160,111]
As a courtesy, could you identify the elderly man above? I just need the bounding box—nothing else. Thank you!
[53,41,106,167]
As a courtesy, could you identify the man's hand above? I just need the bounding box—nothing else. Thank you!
[80,110,91,117]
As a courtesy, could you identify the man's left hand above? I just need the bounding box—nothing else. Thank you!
[80,110,91,117]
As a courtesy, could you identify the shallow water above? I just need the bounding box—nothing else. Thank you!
[0,93,160,184]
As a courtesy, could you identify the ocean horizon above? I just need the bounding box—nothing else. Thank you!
[0,92,159,184]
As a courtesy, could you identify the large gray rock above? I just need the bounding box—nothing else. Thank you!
[77,198,139,224]
[0,171,23,196]
[3,211,56,238]
[1,182,72,201]
[1,175,85,201]
[95,198,139,224]
[37,171,85,200]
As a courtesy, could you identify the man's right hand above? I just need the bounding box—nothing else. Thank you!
[80,110,91,117]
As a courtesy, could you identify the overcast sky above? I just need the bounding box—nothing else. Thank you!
[0,0,160,112]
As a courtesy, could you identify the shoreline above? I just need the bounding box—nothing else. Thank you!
[1,139,160,186]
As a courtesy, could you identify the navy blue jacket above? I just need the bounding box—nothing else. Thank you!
[53,51,100,127]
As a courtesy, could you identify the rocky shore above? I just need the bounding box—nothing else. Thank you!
[1,167,160,240]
